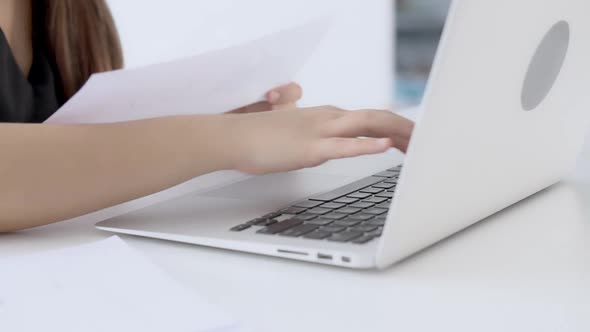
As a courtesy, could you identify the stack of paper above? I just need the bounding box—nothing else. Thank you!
[0,237,244,332]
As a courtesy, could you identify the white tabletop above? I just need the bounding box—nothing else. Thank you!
[2,140,589,332]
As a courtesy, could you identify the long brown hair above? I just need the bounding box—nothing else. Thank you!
[35,0,123,99]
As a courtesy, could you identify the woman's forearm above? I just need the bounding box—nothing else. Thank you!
[0,115,233,231]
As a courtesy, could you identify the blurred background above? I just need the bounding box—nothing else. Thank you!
[106,0,451,109]
[395,0,451,107]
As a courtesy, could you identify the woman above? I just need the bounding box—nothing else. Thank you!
[0,0,414,232]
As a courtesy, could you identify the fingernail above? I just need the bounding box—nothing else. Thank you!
[377,138,391,148]
[268,91,280,104]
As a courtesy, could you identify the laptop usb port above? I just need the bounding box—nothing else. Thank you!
[317,253,333,260]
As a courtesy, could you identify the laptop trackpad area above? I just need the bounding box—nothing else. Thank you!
[200,171,357,204]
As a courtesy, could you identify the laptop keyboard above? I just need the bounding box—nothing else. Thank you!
[229,165,402,244]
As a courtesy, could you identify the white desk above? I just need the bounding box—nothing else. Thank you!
[1,145,589,332]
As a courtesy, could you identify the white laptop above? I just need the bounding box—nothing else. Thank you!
[97,0,590,269]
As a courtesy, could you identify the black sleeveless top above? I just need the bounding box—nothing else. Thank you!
[0,29,63,123]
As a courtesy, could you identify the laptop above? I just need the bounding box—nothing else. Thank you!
[97,0,590,269]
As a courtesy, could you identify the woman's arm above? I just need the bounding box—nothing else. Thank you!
[0,83,302,231]
[0,107,414,232]
[0,115,232,231]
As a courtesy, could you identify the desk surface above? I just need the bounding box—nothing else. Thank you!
[2,139,589,332]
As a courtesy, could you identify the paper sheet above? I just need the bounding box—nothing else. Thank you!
[0,237,243,332]
[45,20,329,124]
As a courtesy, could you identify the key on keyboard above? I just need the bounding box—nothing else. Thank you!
[230,165,403,244]
[308,176,383,201]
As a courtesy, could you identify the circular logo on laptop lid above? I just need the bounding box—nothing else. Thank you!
[521,21,570,111]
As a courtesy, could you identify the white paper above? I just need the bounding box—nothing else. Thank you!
[0,237,242,332]
[45,20,329,124]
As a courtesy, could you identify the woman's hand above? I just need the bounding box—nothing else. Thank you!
[230,82,303,113]
[225,106,414,175]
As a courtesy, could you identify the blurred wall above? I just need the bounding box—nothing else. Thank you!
[107,0,393,110]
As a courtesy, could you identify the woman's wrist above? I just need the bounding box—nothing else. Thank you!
[186,114,243,172]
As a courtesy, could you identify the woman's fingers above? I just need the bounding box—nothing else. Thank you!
[323,109,415,140]
[392,135,410,153]
[310,137,392,164]
[266,82,303,105]
[228,82,302,114]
